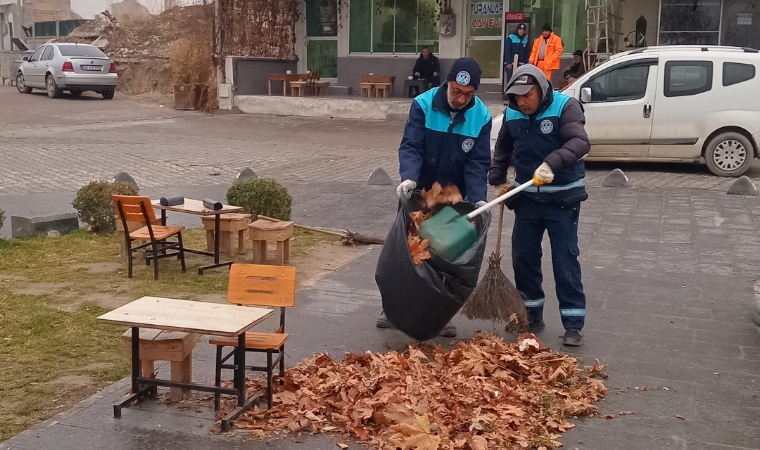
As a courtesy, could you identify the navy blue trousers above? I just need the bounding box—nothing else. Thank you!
[511,198,586,330]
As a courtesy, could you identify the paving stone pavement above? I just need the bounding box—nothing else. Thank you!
[2,88,760,449]
[2,87,760,199]
[2,185,760,450]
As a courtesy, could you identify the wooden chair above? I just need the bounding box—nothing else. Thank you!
[210,263,296,410]
[112,195,186,280]
[374,82,391,98]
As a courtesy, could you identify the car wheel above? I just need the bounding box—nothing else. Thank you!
[704,132,754,177]
[101,89,115,100]
[46,74,61,99]
[16,72,32,94]
[69,90,83,97]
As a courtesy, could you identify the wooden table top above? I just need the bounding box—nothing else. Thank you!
[98,297,273,337]
[151,199,243,216]
[268,73,306,81]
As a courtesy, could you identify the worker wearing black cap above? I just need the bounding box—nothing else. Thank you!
[489,64,590,346]
[505,23,529,82]
[529,23,564,82]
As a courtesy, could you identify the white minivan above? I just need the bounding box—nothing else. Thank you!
[491,46,760,177]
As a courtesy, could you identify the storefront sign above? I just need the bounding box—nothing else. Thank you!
[470,2,503,29]
[470,2,504,15]
[505,12,525,22]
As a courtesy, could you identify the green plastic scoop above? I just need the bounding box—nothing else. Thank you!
[418,180,535,261]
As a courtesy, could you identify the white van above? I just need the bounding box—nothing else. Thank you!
[491,46,760,177]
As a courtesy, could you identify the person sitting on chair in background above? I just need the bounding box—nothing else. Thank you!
[529,23,564,83]
[563,50,586,84]
[412,46,441,88]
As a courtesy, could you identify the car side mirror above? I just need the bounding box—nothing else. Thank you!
[580,87,592,103]
[22,56,29,61]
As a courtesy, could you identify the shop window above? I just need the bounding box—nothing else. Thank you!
[665,61,713,97]
[349,0,439,54]
[582,63,650,102]
[723,62,756,87]
[659,0,721,45]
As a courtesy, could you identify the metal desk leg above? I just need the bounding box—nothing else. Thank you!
[235,333,245,406]
[114,326,154,418]
[221,332,259,431]
[161,210,166,226]
[214,214,221,265]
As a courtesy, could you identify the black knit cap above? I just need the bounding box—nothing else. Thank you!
[542,22,552,32]
[446,57,482,90]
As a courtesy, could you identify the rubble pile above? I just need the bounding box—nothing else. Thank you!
[227,333,608,450]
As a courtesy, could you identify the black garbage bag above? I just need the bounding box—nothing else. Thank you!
[375,193,491,341]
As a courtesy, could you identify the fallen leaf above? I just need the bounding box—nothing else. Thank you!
[676,415,685,420]
[337,444,349,449]
[468,435,488,450]
[604,415,615,420]
[389,414,441,450]
[634,386,648,392]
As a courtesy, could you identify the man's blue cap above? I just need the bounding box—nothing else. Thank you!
[446,57,482,90]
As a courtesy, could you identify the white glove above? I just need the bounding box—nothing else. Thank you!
[475,201,487,208]
[533,162,554,186]
[396,179,417,198]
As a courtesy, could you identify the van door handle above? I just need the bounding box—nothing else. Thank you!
[643,103,652,118]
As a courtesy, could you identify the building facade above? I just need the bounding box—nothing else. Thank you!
[294,0,760,96]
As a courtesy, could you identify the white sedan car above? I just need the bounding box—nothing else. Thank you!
[17,43,118,99]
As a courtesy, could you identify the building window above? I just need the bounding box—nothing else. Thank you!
[506,0,587,54]
[664,61,713,97]
[349,0,439,54]
[659,0,721,45]
[723,62,755,87]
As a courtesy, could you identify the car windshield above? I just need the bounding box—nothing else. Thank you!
[57,44,108,58]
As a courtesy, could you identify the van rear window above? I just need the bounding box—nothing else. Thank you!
[664,61,713,97]
[57,44,107,58]
[723,62,756,86]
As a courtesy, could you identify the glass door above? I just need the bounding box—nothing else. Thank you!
[305,0,338,79]
[465,1,504,81]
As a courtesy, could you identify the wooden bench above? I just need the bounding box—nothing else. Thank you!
[122,329,198,402]
[201,213,251,256]
[359,82,374,97]
[290,69,330,97]
[248,219,293,265]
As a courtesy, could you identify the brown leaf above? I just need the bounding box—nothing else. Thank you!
[389,414,441,450]
[468,435,488,450]
[421,182,463,209]
[604,415,615,420]
[408,234,431,265]
[676,415,685,420]
[337,444,349,449]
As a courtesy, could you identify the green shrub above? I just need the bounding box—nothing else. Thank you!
[226,178,292,221]
[72,181,138,235]
[0,208,4,232]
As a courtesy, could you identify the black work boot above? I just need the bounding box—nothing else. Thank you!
[563,329,584,346]
[376,312,394,329]
[439,322,457,338]
[528,320,546,331]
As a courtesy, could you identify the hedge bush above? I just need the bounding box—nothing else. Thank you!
[72,181,138,235]
[226,178,292,221]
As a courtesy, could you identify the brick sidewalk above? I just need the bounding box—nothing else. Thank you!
[2,185,759,450]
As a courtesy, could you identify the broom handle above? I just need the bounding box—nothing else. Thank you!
[467,179,534,220]
[495,202,505,255]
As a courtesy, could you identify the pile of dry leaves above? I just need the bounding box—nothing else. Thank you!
[232,333,608,449]
[408,183,464,265]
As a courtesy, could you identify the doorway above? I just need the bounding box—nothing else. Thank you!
[305,0,338,79]
[465,1,504,81]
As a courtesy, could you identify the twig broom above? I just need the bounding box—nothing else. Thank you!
[461,201,528,332]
